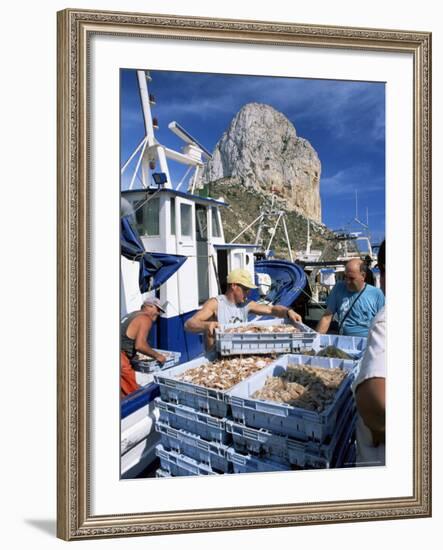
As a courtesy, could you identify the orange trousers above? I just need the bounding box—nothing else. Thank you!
[120,351,140,397]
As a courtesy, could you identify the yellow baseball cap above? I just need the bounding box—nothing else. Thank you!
[226,268,257,289]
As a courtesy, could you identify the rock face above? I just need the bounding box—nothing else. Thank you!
[201,103,322,222]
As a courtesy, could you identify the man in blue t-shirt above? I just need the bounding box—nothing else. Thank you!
[316,258,385,338]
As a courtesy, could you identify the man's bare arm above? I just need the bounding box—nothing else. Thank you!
[133,317,166,363]
[355,377,386,440]
[184,298,219,334]
[316,310,333,333]
[248,302,302,323]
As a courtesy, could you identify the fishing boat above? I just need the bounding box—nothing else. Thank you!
[120,70,307,477]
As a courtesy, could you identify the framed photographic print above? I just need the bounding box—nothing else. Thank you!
[57,8,431,540]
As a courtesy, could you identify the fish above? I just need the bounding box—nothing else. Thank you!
[134,351,171,362]
[315,346,353,359]
[175,355,275,390]
[224,324,301,334]
[252,365,346,412]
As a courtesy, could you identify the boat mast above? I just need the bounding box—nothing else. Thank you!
[136,70,172,189]
[306,218,311,256]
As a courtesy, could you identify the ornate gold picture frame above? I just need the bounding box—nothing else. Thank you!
[57,8,431,540]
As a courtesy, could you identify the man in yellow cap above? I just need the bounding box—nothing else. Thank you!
[185,268,302,350]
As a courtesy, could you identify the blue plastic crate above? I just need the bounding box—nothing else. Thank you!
[216,319,317,356]
[155,398,231,444]
[154,356,239,418]
[226,398,356,468]
[156,421,232,473]
[155,445,220,476]
[155,468,172,478]
[292,334,367,360]
[227,448,289,474]
[227,354,358,442]
[131,349,181,374]
[332,418,356,468]
[340,440,356,468]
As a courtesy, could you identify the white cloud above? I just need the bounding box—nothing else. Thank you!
[321,165,385,197]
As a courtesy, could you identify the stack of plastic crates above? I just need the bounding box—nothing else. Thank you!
[152,352,359,476]
[225,354,358,473]
[153,356,235,477]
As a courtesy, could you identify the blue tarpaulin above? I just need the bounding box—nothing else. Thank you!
[121,215,187,292]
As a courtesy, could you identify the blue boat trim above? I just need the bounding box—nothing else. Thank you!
[214,243,259,249]
[249,259,307,312]
[121,383,160,419]
[122,188,228,207]
[157,310,206,363]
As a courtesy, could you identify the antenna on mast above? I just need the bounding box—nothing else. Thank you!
[353,190,369,231]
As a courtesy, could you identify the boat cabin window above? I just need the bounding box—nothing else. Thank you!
[170,198,176,235]
[196,205,208,240]
[211,207,221,238]
[232,252,244,270]
[180,203,193,237]
[134,196,160,236]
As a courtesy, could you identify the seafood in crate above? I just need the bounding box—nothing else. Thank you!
[315,346,354,359]
[292,334,367,360]
[175,355,275,391]
[224,324,301,334]
[252,364,346,412]
[296,346,354,360]
[154,355,277,417]
[227,354,358,441]
[131,349,181,373]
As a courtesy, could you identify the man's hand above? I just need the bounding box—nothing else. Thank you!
[287,309,302,324]
[316,310,334,334]
[155,353,167,365]
[206,321,219,336]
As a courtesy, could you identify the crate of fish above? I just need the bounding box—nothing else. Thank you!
[156,421,232,473]
[154,355,276,418]
[291,334,367,360]
[227,354,358,442]
[155,445,220,476]
[154,398,231,444]
[131,349,181,374]
[227,448,289,474]
[215,318,317,356]
[226,397,356,469]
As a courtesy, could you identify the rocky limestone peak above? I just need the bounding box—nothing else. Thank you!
[200,102,322,222]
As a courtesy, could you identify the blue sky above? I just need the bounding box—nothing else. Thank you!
[121,69,385,243]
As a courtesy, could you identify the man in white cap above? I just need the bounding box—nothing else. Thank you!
[185,268,302,350]
[120,296,167,397]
